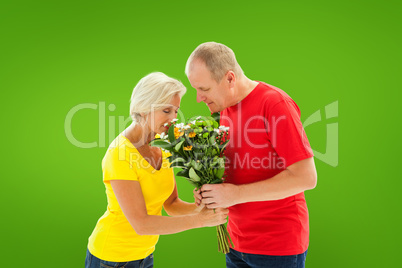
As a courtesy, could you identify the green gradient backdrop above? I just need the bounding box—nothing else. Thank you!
[1,0,401,267]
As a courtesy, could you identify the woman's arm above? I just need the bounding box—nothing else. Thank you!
[163,181,201,216]
[110,180,227,236]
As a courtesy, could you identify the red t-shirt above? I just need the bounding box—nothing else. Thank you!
[220,82,314,255]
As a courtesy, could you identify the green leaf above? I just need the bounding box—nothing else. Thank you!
[170,162,186,168]
[149,139,173,150]
[168,124,176,143]
[219,140,230,151]
[202,132,209,138]
[191,160,202,170]
[209,136,216,145]
[211,157,220,167]
[215,167,225,179]
[176,142,187,159]
[187,179,200,188]
[175,139,185,151]
[211,112,220,124]
[171,157,186,165]
[176,169,189,178]
[210,177,224,184]
[217,157,225,168]
[189,167,201,182]
[170,157,186,168]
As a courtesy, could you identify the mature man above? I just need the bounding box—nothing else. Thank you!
[186,42,317,268]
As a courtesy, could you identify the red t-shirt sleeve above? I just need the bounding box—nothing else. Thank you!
[267,99,314,168]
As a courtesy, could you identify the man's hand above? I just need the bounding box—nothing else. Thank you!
[200,183,240,209]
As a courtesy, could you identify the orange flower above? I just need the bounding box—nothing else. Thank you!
[188,132,196,138]
[174,128,184,139]
[183,145,193,151]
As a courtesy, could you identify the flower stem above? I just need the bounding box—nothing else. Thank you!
[216,224,230,254]
[222,224,234,248]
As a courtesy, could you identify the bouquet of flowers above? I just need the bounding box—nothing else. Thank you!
[150,114,234,254]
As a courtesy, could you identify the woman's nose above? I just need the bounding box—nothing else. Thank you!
[170,112,177,120]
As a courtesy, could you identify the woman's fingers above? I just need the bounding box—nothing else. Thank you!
[193,188,202,206]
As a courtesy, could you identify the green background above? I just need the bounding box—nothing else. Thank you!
[1,0,401,267]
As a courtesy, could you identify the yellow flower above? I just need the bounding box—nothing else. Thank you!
[155,134,161,139]
[188,132,196,138]
[184,145,193,151]
[174,128,184,139]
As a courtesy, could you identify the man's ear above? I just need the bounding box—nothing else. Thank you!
[227,71,236,88]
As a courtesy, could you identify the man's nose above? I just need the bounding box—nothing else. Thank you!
[196,91,205,103]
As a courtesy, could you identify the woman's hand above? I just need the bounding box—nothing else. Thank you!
[192,188,204,213]
[193,188,202,206]
[197,207,229,227]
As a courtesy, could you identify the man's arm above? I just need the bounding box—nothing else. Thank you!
[200,157,317,209]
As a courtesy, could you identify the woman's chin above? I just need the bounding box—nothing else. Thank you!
[154,128,165,135]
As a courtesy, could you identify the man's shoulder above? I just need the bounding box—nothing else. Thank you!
[255,81,294,106]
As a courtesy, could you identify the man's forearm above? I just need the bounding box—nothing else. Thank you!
[201,158,317,208]
[236,167,316,204]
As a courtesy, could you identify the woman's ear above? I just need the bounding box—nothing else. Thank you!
[138,113,148,125]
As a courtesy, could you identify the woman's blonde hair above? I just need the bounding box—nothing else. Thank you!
[129,72,186,123]
[185,42,243,82]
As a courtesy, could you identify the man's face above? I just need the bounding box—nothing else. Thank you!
[187,60,231,113]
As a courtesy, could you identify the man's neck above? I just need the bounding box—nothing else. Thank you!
[233,76,259,105]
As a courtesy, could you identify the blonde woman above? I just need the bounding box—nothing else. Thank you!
[85,72,228,268]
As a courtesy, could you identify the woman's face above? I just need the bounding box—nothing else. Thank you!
[148,94,181,134]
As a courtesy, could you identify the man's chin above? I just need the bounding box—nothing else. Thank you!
[206,103,217,113]
[207,106,222,113]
